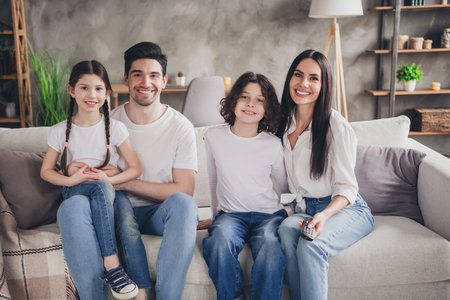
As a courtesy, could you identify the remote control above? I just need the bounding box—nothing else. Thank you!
[300,217,316,241]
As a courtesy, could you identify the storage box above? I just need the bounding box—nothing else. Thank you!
[410,108,450,132]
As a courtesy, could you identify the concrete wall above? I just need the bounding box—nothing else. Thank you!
[1,0,449,153]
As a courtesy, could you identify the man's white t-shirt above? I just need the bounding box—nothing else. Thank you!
[111,103,197,207]
[47,117,129,168]
[204,125,288,218]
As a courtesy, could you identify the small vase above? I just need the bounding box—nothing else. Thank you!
[403,80,416,92]
[176,76,186,86]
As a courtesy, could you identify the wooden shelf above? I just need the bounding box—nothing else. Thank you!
[0,117,20,123]
[0,74,16,80]
[367,89,450,96]
[369,4,450,11]
[409,131,450,136]
[0,30,13,35]
[367,48,450,54]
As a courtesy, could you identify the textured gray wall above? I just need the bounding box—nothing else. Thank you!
[2,0,449,153]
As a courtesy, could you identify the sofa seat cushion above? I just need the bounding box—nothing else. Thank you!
[142,215,450,289]
[328,215,450,288]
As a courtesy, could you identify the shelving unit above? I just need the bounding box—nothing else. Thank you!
[0,0,32,127]
[367,0,450,136]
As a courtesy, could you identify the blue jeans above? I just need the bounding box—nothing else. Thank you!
[203,209,288,300]
[62,181,117,257]
[278,195,374,300]
[114,192,198,300]
[57,194,108,300]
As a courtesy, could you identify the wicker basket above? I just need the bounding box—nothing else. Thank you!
[409,108,450,132]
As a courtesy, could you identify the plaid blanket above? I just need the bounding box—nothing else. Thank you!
[0,190,78,300]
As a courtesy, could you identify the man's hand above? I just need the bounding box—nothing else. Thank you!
[197,218,213,230]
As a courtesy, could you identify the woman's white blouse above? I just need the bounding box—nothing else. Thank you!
[281,110,358,213]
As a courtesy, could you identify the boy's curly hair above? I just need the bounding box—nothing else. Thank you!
[220,72,281,134]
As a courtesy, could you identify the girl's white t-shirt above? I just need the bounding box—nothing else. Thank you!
[47,117,129,168]
[110,104,197,207]
[204,125,288,218]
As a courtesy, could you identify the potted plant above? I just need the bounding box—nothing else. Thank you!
[396,63,424,92]
[29,45,69,126]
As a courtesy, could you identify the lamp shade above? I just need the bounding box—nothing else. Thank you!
[309,0,363,18]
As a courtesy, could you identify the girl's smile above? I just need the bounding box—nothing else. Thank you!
[68,74,110,114]
[234,82,265,125]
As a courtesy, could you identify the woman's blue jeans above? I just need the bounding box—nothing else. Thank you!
[62,180,117,257]
[278,194,374,300]
[203,209,288,300]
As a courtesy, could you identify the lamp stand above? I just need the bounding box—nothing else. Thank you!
[323,19,348,120]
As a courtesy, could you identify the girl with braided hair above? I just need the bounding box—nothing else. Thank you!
[41,60,142,300]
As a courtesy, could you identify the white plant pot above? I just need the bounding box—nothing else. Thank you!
[176,76,186,86]
[403,80,417,92]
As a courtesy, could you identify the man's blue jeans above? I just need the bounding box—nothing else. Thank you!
[202,209,287,300]
[278,194,374,300]
[58,190,198,300]
[62,181,117,257]
[114,191,198,300]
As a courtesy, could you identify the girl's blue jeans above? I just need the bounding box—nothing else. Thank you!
[203,209,288,300]
[62,180,117,257]
[278,194,374,300]
[57,190,198,300]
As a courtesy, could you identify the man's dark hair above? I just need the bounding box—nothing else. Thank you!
[124,42,167,76]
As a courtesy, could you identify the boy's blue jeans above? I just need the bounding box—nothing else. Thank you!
[62,180,117,257]
[202,209,288,300]
[278,194,374,300]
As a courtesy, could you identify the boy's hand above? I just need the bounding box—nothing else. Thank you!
[197,218,213,230]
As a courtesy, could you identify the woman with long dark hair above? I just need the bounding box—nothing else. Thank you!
[277,50,374,300]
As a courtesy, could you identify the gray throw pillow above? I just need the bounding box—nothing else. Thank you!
[355,145,426,224]
[0,148,62,229]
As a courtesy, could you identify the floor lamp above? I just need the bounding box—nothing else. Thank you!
[309,0,363,120]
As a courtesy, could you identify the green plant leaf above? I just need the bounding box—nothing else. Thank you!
[29,43,69,126]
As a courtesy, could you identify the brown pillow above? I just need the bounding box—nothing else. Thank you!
[0,149,62,229]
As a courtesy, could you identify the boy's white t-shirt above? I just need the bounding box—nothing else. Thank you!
[111,103,197,207]
[47,117,129,168]
[204,125,288,218]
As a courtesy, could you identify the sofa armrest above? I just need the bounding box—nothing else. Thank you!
[407,138,450,241]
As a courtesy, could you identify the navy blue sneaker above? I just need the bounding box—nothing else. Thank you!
[101,265,138,299]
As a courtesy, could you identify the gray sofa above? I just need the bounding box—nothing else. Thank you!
[1,115,449,300]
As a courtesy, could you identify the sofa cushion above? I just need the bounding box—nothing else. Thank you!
[356,145,425,224]
[328,216,450,288]
[351,115,410,147]
[0,149,62,229]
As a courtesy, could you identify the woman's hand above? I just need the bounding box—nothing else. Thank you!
[197,218,213,230]
[298,211,331,238]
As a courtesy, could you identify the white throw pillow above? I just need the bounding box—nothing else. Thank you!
[351,115,410,147]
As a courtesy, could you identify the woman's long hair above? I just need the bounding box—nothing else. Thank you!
[277,50,333,179]
[60,60,112,176]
